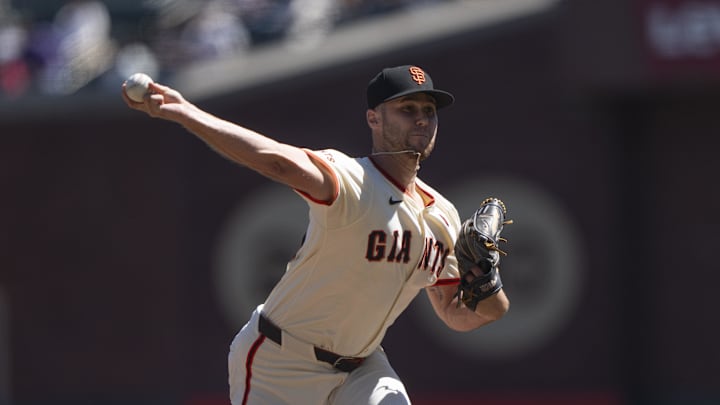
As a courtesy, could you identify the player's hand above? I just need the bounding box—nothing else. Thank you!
[462,264,487,283]
[122,82,190,120]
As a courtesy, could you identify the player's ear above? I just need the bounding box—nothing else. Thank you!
[367,109,379,126]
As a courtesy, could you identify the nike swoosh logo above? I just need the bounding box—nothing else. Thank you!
[389,197,403,205]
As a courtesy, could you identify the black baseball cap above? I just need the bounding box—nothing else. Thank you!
[367,65,454,109]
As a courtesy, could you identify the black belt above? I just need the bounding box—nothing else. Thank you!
[258,314,365,373]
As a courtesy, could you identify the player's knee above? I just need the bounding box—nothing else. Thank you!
[370,377,410,405]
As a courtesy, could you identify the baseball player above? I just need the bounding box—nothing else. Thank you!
[122,65,510,405]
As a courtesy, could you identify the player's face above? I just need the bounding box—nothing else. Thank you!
[376,94,438,160]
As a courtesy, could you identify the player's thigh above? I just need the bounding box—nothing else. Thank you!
[228,320,344,405]
[329,348,410,405]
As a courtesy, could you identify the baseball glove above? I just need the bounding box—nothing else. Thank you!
[454,197,513,311]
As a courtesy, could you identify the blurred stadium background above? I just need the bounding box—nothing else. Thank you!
[1,0,720,404]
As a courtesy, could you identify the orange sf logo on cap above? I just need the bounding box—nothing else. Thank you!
[409,66,426,85]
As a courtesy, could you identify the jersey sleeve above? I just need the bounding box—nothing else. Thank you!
[435,254,460,285]
[292,149,341,206]
[295,149,366,229]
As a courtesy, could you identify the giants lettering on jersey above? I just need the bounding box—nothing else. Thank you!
[365,230,450,276]
[366,230,411,263]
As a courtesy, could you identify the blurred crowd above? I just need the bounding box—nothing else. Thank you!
[0,0,454,99]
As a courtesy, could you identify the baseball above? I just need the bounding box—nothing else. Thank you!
[124,73,154,102]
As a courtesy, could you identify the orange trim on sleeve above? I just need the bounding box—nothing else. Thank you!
[433,277,460,287]
[295,149,339,206]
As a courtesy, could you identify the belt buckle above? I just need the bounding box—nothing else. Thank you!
[332,355,364,372]
[332,356,354,368]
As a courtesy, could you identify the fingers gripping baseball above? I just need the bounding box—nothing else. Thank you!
[143,83,187,117]
[121,77,187,119]
[454,197,513,311]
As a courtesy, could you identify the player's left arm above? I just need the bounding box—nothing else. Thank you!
[426,197,512,331]
[425,276,509,332]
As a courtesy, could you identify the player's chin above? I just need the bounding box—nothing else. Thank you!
[414,140,435,160]
[411,146,432,161]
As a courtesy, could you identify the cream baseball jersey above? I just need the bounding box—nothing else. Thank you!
[261,149,462,358]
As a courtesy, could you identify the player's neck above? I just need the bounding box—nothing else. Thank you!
[369,153,420,188]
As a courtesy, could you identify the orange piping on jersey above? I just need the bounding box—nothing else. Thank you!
[368,157,438,208]
[436,213,450,226]
[415,183,436,207]
[433,277,460,287]
[242,334,266,405]
[294,149,340,206]
[368,155,407,192]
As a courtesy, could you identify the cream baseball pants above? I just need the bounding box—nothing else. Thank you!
[228,305,411,405]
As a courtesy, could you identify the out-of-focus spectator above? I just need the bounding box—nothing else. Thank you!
[285,0,339,51]
[233,0,294,45]
[0,6,31,97]
[143,0,205,69]
[146,0,250,70]
[178,1,250,61]
[101,41,160,93]
[5,0,457,98]
[25,0,116,95]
